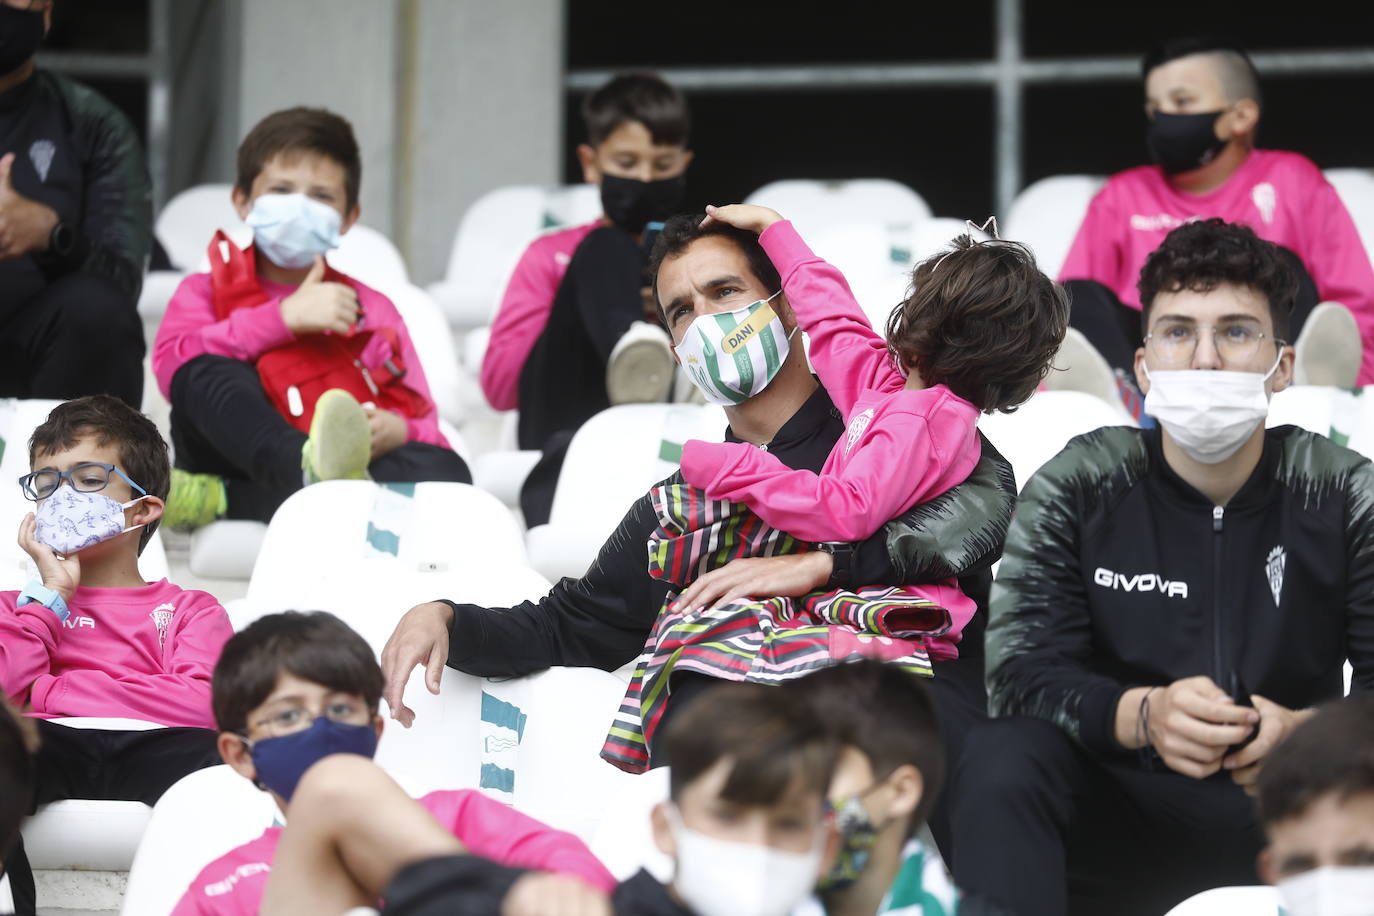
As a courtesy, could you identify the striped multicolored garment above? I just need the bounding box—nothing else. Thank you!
[602,484,951,773]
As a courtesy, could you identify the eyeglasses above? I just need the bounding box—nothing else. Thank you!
[1144,321,1286,368]
[247,700,372,738]
[18,462,147,502]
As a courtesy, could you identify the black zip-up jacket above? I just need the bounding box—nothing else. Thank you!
[443,387,1017,678]
[987,424,1374,756]
[0,69,151,311]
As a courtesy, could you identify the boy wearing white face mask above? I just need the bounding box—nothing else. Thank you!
[957,218,1374,916]
[1257,697,1374,916]
[152,107,469,529]
[0,396,233,915]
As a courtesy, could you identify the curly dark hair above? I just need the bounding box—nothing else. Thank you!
[887,236,1069,413]
[1137,218,1297,340]
[648,213,782,324]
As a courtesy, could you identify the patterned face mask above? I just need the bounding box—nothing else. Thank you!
[817,785,887,891]
[674,291,797,407]
[35,486,148,556]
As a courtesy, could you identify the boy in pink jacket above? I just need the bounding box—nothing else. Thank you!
[172,611,614,915]
[153,107,469,529]
[1059,37,1373,398]
[1,396,234,915]
[665,205,1068,659]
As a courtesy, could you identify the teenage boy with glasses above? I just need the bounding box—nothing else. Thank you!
[952,218,1374,916]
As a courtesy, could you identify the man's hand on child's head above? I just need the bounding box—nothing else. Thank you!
[280,255,361,335]
[364,406,407,459]
[18,513,80,605]
[699,203,784,236]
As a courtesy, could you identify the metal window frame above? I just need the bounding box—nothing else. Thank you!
[566,0,1374,217]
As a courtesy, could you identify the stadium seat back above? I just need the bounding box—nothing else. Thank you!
[977,390,1135,491]
[1325,168,1374,267]
[1003,175,1106,280]
[155,184,240,272]
[386,283,465,426]
[330,223,411,295]
[745,179,933,242]
[588,767,674,882]
[1162,885,1280,915]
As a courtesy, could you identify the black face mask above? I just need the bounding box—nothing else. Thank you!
[1146,110,1230,176]
[599,173,686,233]
[0,5,43,77]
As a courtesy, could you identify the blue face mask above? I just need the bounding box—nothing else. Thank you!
[245,192,342,269]
[247,716,378,801]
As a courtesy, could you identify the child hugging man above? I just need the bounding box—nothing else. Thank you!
[482,72,694,526]
[153,107,469,530]
[0,396,233,915]
[173,611,615,915]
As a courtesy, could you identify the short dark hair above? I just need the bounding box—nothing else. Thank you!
[888,236,1069,413]
[236,107,362,211]
[1137,217,1297,340]
[581,72,689,148]
[663,682,838,810]
[1142,37,1262,107]
[1257,696,1374,829]
[649,214,783,325]
[0,700,37,858]
[28,396,171,553]
[792,661,945,834]
[212,611,382,734]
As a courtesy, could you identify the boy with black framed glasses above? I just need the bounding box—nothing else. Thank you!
[0,395,232,915]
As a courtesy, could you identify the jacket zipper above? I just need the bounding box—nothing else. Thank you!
[355,359,381,397]
[1212,505,1224,684]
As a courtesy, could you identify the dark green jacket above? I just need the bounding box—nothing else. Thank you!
[987,424,1374,756]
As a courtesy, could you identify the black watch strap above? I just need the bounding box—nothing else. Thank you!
[49,221,76,259]
[817,541,854,590]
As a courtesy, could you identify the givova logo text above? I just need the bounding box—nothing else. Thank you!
[1093,567,1188,599]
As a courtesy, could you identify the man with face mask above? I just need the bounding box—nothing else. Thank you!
[1055,37,1374,412]
[0,0,151,407]
[952,218,1374,916]
[480,72,695,526]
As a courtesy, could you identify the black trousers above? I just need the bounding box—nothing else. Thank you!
[170,354,472,522]
[950,716,1263,916]
[1065,246,1319,378]
[0,272,144,406]
[4,720,221,916]
[517,227,649,526]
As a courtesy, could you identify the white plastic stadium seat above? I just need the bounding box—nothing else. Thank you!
[589,767,673,882]
[977,390,1135,492]
[386,283,465,427]
[329,223,411,294]
[155,183,240,272]
[525,403,728,582]
[428,184,602,331]
[245,480,528,607]
[1003,175,1107,280]
[1324,168,1374,267]
[1162,885,1280,915]
[745,179,932,243]
[137,268,187,325]
[800,220,910,332]
[22,718,162,874]
[0,399,169,591]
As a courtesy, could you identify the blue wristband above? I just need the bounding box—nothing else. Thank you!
[17,580,69,622]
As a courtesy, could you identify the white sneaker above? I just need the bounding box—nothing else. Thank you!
[1044,327,1120,408]
[607,321,675,405]
[1294,302,1362,388]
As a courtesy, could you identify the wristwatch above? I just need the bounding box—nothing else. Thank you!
[816,542,854,590]
[48,220,76,259]
[17,579,69,622]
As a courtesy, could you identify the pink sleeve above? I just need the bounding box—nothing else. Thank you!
[427,790,616,893]
[0,597,61,706]
[358,288,450,448]
[152,273,296,399]
[1293,174,1374,386]
[759,221,899,414]
[29,598,231,728]
[480,238,561,411]
[1058,184,1124,287]
[681,404,959,543]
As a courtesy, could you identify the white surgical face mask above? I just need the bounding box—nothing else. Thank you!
[35,486,148,556]
[245,192,342,269]
[1142,350,1283,464]
[674,291,797,407]
[669,806,823,916]
[1278,866,1374,916]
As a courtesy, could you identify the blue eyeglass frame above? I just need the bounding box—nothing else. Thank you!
[17,462,148,502]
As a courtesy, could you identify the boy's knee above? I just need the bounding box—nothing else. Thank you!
[292,753,384,811]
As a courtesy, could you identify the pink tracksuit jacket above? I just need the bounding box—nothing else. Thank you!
[0,580,232,728]
[153,267,449,448]
[480,221,599,411]
[680,220,981,657]
[170,787,617,915]
[1059,148,1374,384]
